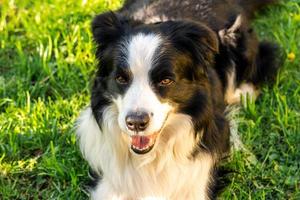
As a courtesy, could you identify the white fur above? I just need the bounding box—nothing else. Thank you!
[76,33,214,200]
[224,67,237,105]
[77,107,213,200]
[237,83,260,106]
[116,33,172,136]
[224,68,260,105]
[225,105,244,151]
[225,105,258,165]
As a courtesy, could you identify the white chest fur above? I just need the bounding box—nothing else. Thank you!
[77,107,213,200]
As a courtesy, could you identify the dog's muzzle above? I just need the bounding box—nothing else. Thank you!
[125,111,157,154]
[130,133,158,154]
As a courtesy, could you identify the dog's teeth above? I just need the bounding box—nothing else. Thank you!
[132,144,152,151]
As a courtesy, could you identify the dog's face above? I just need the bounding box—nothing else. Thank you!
[91,12,218,155]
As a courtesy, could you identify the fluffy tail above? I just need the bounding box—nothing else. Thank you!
[238,0,279,17]
[252,41,281,85]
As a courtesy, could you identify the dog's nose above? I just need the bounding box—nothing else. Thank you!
[125,112,150,132]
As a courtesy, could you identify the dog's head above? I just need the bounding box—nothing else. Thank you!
[91,12,219,155]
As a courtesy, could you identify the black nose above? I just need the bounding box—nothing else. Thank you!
[125,112,150,132]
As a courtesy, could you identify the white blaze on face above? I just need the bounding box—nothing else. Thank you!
[114,33,172,136]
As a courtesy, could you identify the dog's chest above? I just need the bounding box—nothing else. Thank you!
[102,154,213,200]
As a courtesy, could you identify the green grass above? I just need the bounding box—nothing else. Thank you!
[0,0,299,199]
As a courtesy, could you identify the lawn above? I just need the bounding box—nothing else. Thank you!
[0,0,299,199]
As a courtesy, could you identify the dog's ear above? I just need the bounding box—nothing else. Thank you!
[92,11,133,50]
[218,15,243,47]
[166,21,219,69]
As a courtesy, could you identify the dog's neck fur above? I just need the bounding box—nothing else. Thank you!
[77,106,214,199]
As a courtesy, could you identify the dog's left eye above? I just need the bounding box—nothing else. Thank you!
[115,75,129,85]
[158,78,174,86]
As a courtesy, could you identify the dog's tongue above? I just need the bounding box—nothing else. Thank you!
[131,135,151,149]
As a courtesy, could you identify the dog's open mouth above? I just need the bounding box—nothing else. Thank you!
[130,133,158,154]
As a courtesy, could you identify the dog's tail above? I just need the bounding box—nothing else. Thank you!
[251,41,281,85]
[238,0,279,18]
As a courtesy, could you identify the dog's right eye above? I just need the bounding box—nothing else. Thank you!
[115,75,128,85]
[158,78,174,86]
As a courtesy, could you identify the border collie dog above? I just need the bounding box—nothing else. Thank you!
[76,0,279,199]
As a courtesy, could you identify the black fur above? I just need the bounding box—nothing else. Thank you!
[87,0,280,198]
[253,41,281,85]
[91,12,230,157]
[119,0,280,93]
[86,168,102,190]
